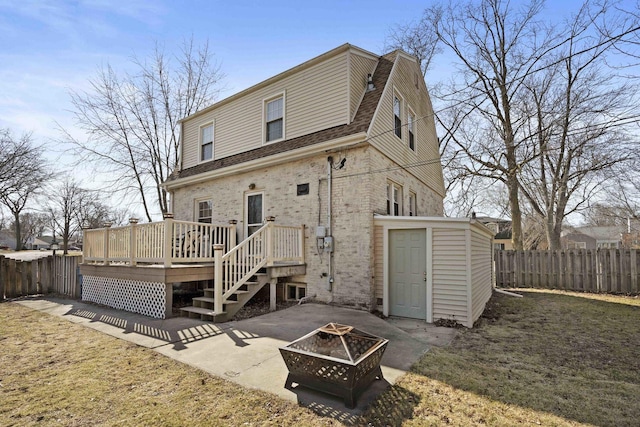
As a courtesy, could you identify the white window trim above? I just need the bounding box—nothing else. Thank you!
[387,181,403,217]
[194,198,213,223]
[263,91,286,145]
[393,88,404,140]
[199,121,214,163]
[407,106,416,153]
[409,191,417,216]
[285,283,307,301]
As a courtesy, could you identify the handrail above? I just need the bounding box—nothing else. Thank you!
[213,221,305,313]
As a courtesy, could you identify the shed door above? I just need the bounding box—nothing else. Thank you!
[389,229,427,319]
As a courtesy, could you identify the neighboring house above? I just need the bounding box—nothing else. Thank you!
[561,226,624,249]
[477,217,513,250]
[26,235,54,250]
[0,230,17,250]
[81,44,493,327]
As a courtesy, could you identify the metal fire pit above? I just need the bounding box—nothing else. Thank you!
[279,323,389,408]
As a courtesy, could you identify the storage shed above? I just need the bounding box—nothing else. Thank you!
[373,216,494,328]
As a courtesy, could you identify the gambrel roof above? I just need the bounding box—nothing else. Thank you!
[167,51,394,182]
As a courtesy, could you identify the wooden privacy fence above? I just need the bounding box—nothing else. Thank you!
[0,254,81,299]
[495,249,640,294]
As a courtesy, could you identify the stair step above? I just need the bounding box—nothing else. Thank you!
[192,296,239,305]
[192,296,214,304]
[180,306,224,316]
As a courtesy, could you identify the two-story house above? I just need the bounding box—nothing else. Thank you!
[81,44,493,328]
[164,43,444,307]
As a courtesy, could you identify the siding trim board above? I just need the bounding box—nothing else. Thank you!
[375,215,494,328]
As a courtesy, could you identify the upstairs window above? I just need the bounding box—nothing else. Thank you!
[197,200,212,223]
[200,123,213,161]
[408,110,415,151]
[393,95,402,139]
[387,182,402,216]
[265,96,284,142]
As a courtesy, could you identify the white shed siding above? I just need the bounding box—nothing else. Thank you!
[349,53,377,122]
[432,228,469,324]
[471,230,493,323]
[181,52,350,170]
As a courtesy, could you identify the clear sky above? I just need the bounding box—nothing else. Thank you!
[0,0,431,147]
[0,0,634,221]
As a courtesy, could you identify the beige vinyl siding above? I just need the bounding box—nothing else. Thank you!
[368,55,445,197]
[181,52,350,170]
[373,225,384,301]
[471,230,493,323]
[349,53,378,122]
[432,228,469,324]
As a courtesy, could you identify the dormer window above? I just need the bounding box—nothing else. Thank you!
[200,123,213,161]
[265,95,284,143]
[393,95,402,139]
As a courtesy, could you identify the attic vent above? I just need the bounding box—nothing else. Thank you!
[366,74,375,92]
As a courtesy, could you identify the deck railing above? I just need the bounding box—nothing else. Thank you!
[82,217,305,270]
[83,217,237,266]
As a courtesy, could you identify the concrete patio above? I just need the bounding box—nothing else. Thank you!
[15,297,457,423]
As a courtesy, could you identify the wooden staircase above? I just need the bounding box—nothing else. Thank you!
[180,271,270,322]
[178,220,306,322]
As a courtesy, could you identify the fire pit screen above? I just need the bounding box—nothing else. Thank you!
[279,323,389,408]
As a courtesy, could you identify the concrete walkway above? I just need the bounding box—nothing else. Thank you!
[14,297,456,423]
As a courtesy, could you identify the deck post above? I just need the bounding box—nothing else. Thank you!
[265,216,275,264]
[214,244,224,313]
[163,214,174,268]
[228,219,237,249]
[81,225,90,263]
[129,218,139,266]
[103,222,112,265]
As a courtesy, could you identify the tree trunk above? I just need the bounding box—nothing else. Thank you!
[13,211,21,251]
[506,172,523,250]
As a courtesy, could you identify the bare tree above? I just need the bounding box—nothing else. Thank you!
[0,129,50,249]
[47,179,91,254]
[428,0,555,249]
[62,38,223,221]
[385,13,442,76]
[13,212,49,249]
[390,0,640,249]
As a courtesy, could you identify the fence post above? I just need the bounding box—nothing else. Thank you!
[103,222,112,265]
[214,244,224,314]
[0,255,5,299]
[129,218,139,266]
[163,214,174,267]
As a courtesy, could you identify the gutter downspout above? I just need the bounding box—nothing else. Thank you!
[327,156,333,292]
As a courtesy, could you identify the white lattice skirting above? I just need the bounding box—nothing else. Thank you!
[82,275,167,319]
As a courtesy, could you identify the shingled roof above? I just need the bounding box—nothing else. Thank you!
[167,53,395,182]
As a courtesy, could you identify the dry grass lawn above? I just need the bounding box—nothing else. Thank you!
[1,290,639,426]
[364,290,640,426]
